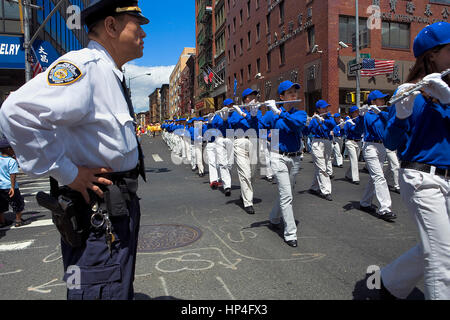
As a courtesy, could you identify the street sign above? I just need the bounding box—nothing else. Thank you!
[350,63,363,73]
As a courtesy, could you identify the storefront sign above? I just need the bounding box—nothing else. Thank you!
[0,36,24,69]
[0,36,59,70]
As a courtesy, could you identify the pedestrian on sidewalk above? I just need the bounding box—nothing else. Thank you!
[0,138,26,228]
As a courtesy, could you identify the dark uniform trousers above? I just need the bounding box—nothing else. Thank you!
[61,191,141,300]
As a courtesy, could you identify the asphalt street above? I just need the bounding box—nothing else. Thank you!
[0,134,424,300]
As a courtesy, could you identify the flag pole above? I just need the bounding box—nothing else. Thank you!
[355,0,361,107]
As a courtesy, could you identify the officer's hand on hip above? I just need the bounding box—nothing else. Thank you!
[68,167,114,203]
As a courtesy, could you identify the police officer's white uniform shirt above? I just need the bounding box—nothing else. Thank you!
[0,41,138,186]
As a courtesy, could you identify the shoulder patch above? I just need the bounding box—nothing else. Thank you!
[47,61,83,86]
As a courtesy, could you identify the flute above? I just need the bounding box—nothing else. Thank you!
[233,99,303,109]
[388,68,450,105]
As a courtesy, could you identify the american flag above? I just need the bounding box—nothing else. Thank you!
[360,58,395,77]
[30,47,43,78]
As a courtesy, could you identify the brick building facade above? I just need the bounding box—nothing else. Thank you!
[225,0,449,115]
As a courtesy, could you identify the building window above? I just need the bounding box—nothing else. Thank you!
[240,9,243,25]
[279,43,285,65]
[279,1,285,25]
[233,17,236,32]
[339,16,370,46]
[240,69,244,84]
[247,31,251,49]
[256,23,261,42]
[248,64,252,81]
[382,21,410,49]
[256,0,260,10]
[240,38,243,55]
[307,26,315,51]
[228,25,231,39]
[257,58,261,73]
[267,52,271,71]
[266,13,271,34]
[247,0,251,18]
[233,44,236,58]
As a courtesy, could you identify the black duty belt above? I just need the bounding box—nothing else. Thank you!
[96,166,140,182]
[366,140,383,144]
[401,161,449,179]
[280,151,302,157]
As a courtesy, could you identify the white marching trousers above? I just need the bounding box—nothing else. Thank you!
[206,141,220,183]
[332,137,344,167]
[270,152,301,241]
[190,143,196,170]
[381,168,450,300]
[194,141,204,174]
[345,139,362,182]
[216,137,233,189]
[385,149,400,189]
[234,138,255,208]
[360,142,392,214]
[183,137,192,162]
[310,138,332,195]
[260,140,274,178]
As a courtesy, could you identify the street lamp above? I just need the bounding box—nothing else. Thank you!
[127,72,152,95]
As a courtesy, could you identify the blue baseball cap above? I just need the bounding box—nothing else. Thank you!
[316,100,330,109]
[349,106,359,113]
[278,80,301,95]
[333,113,341,118]
[413,22,450,58]
[242,88,259,99]
[223,98,233,106]
[367,90,388,104]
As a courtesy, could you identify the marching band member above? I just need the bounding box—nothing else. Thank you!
[193,117,205,177]
[205,114,222,190]
[254,81,307,247]
[308,100,335,201]
[187,118,197,172]
[343,106,364,185]
[359,90,396,221]
[370,95,401,194]
[380,21,450,300]
[228,88,259,215]
[212,99,234,197]
[331,113,344,168]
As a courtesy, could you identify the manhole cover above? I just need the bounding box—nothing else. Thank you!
[138,224,202,252]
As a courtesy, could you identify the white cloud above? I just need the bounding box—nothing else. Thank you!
[123,62,174,114]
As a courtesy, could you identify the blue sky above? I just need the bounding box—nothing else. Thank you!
[133,1,196,67]
[122,1,196,113]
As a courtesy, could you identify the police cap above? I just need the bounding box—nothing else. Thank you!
[81,0,149,29]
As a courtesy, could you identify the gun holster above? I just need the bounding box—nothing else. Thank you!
[35,177,91,248]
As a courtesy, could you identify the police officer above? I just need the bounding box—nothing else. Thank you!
[0,0,149,300]
[359,90,396,221]
[380,22,450,300]
[308,100,335,201]
[228,89,259,214]
[254,81,307,247]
